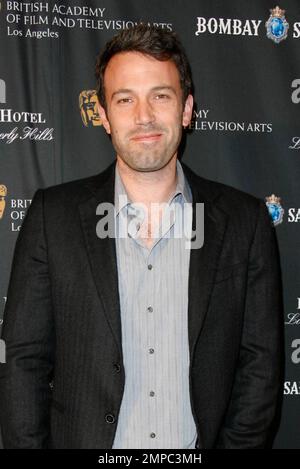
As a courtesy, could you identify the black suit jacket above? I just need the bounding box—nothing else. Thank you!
[0,161,284,449]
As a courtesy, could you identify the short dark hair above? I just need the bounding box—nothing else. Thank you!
[95,24,193,111]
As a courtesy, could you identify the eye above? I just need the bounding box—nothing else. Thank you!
[117,97,133,104]
[155,94,170,100]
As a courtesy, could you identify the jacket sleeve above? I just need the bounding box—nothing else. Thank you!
[215,200,285,448]
[0,189,55,448]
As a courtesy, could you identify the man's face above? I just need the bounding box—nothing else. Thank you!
[98,51,193,172]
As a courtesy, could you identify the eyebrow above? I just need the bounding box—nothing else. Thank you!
[111,85,177,100]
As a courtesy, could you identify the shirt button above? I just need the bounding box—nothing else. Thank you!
[149,348,154,354]
[150,432,156,438]
[105,413,116,424]
[113,363,121,373]
[148,264,153,270]
[150,391,155,397]
[147,306,153,313]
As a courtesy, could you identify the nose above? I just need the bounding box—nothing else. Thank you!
[135,98,155,126]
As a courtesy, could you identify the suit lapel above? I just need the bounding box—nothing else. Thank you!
[182,163,229,362]
[78,161,123,358]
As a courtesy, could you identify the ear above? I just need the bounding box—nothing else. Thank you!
[182,94,194,128]
[96,101,111,134]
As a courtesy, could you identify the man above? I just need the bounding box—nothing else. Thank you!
[0,24,283,449]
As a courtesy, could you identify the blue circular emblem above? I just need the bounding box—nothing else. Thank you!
[270,18,284,37]
[265,8,289,44]
[267,203,281,223]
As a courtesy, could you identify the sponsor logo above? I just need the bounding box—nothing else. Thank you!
[287,208,300,222]
[0,184,7,219]
[265,6,289,44]
[284,381,300,395]
[9,197,32,232]
[5,4,172,40]
[0,82,54,144]
[289,136,300,150]
[195,5,300,41]
[0,186,32,231]
[285,299,300,325]
[195,17,261,37]
[79,90,102,127]
[265,194,284,226]
[286,313,300,325]
[189,109,272,133]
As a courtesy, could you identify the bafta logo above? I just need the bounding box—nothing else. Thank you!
[0,185,7,220]
[79,90,102,127]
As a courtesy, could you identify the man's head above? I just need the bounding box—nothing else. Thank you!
[95,24,194,172]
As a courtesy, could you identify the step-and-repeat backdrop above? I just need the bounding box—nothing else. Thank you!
[0,0,299,449]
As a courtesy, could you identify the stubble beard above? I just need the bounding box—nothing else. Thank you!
[111,123,183,173]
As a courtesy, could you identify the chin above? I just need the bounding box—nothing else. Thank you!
[134,163,166,172]
[132,157,171,172]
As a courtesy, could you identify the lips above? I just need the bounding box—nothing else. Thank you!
[131,133,162,142]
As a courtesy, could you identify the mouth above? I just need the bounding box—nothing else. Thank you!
[131,133,162,143]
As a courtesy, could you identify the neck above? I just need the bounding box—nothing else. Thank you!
[116,155,178,206]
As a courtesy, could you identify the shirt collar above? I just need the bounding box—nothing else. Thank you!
[168,158,192,205]
[114,159,192,217]
[114,166,131,216]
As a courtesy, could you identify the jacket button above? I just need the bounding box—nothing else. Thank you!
[113,363,121,373]
[105,413,116,424]
[49,380,54,390]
